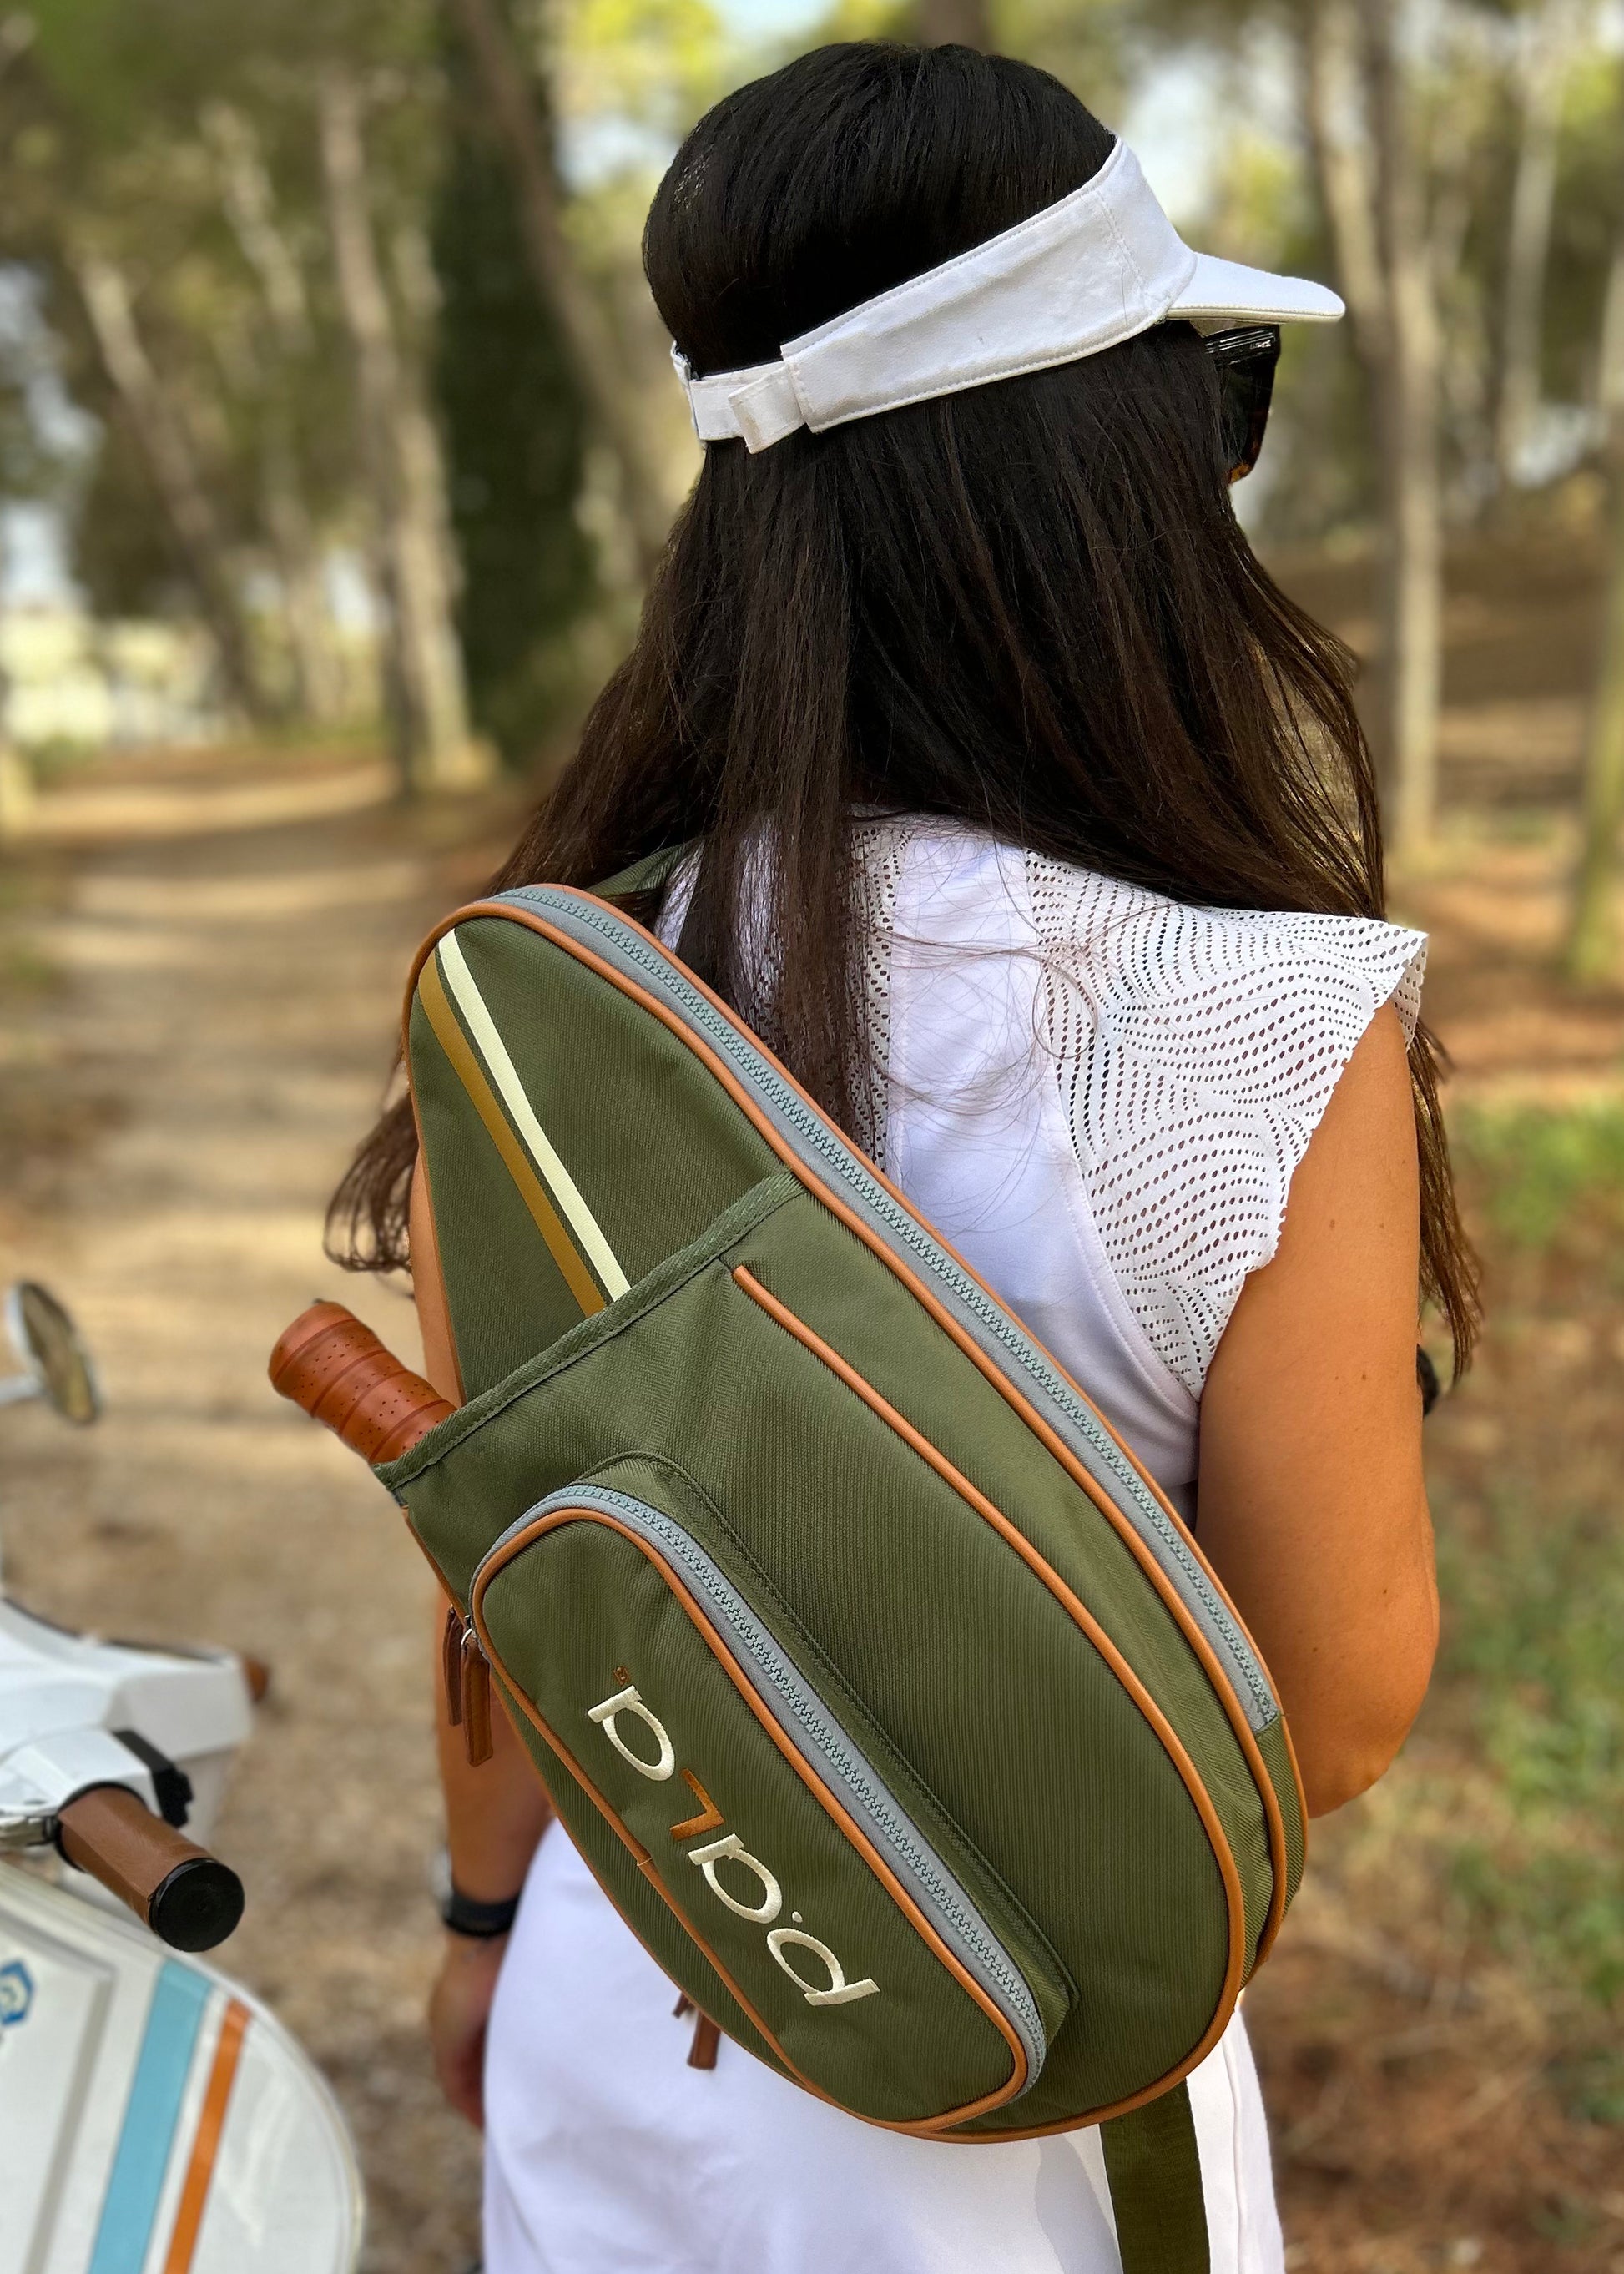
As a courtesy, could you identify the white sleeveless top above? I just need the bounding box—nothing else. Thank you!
[481,820,1426,2274]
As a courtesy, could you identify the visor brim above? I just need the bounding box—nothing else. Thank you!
[1170,250,1344,327]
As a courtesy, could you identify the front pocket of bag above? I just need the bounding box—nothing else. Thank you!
[469,1469,1067,2130]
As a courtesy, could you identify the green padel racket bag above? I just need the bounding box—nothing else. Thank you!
[381,869,1305,2261]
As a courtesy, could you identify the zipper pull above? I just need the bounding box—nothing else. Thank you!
[442,1601,465,1729]
[461,1620,493,1767]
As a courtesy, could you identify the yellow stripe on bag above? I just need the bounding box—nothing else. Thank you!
[417,949,607,1317]
[436,930,630,1298]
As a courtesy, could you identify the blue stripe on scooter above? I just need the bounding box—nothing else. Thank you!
[88,1960,210,2274]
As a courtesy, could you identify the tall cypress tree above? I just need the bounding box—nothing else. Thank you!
[431,0,594,769]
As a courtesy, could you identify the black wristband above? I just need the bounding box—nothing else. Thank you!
[441,1883,520,1939]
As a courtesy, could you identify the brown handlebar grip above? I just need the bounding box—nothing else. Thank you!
[269,1300,455,1465]
[58,1785,245,1952]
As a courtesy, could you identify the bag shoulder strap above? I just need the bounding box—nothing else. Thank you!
[592,844,690,905]
[1102,2084,1210,2273]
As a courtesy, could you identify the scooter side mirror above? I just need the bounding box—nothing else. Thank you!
[2,1283,101,1424]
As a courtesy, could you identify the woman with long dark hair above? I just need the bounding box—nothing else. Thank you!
[334,41,1475,2272]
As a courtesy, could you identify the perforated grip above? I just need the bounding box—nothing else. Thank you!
[269,1300,455,1465]
[58,1786,245,1952]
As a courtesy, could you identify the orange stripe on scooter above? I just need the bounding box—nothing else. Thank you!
[162,1999,250,2274]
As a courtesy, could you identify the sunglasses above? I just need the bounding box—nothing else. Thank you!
[1203,325,1281,483]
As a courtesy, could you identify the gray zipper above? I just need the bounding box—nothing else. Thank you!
[471,1481,1047,2094]
[502,884,1279,1735]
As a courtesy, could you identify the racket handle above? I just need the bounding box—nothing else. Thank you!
[269,1301,454,1464]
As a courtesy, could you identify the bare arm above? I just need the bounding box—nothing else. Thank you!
[413,1158,552,2123]
[1196,1005,1438,1818]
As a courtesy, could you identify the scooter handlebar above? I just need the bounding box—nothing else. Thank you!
[269,1300,454,1465]
[57,1784,245,1952]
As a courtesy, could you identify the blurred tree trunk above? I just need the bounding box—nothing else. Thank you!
[388,219,481,749]
[1494,7,1578,490]
[447,0,669,583]
[207,101,345,725]
[918,0,990,46]
[1566,226,1624,982]
[1598,238,1624,416]
[207,103,311,345]
[73,253,272,725]
[1566,456,1624,981]
[260,429,345,726]
[1302,3,1386,362]
[318,65,485,794]
[1302,0,1442,860]
[1367,0,1442,860]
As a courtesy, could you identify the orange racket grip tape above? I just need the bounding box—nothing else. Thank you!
[269,1301,455,1465]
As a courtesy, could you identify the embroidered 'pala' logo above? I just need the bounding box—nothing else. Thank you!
[587,1682,880,2009]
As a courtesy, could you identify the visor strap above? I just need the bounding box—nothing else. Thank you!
[728,366,805,453]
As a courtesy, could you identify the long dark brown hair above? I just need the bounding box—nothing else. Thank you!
[331,40,1479,1371]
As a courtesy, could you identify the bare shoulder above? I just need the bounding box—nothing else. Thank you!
[1198,998,1434,1816]
[1269,1000,1420,1288]
[1210,1000,1420,1422]
[1302,999,1415,1158]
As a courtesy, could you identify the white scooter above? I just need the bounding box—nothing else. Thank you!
[0,1283,364,2274]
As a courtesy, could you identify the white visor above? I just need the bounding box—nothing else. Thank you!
[673,136,1342,454]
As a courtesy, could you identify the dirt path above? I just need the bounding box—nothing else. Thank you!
[2,749,517,2271]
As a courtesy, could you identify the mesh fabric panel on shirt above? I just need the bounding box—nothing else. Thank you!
[849,816,914,1167]
[1022,855,1426,1399]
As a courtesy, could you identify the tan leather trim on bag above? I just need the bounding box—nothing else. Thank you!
[406,892,1299,1974]
[417,947,607,1319]
[408,1137,466,1405]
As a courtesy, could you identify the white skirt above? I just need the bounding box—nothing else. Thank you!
[483,1828,1286,2274]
